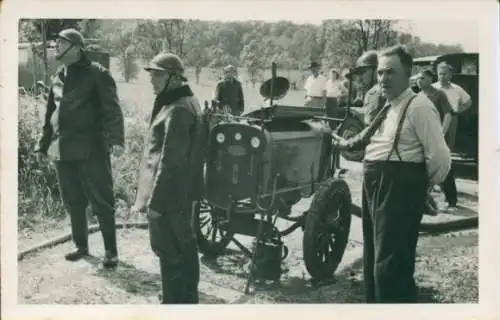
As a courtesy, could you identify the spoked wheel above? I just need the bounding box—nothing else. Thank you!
[193,199,233,258]
[303,178,352,281]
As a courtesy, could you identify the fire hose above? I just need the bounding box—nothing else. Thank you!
[18,204,478,262]
[350,204,478,234]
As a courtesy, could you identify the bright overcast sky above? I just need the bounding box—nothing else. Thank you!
[396,20,478,52]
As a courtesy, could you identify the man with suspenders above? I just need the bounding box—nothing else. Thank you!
[333,45,451,303]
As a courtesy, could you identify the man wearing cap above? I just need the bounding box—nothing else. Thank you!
[333,45,451,303]
[212,65,245,115]
[304,61,327,108]
[132,52,204,304]
[35,28,124,268]
[432,62,472,211]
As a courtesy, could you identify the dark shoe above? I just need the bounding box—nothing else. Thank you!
[65,248,89,261]
[102,251,118,269]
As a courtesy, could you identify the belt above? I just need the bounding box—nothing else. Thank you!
[308,96,323,99]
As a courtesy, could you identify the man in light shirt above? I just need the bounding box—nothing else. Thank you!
[416,69,453,214]
[304,61,327,108]
[325,68,344,126]
[333,45,451,303]
[432,62,472,211]
[326,68,343,99]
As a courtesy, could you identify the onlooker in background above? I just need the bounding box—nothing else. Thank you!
[432,62,472,211]
[35,28,124,268]
[326,68,343,99]
[212,64,245,115]
[416,69,453,215]
[347,50,385,124]
[338,67,356,107]
[304,61,327,108]
[325,68,344,124]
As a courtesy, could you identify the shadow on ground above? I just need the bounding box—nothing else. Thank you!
[83,255,227,304]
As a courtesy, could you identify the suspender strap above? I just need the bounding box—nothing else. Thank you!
[386,95,417,161]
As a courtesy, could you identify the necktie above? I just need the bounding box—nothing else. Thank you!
[343,104,391,150]
[364,103,391,138]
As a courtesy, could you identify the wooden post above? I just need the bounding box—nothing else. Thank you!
[30,44,38,92]
[41,21,49,86]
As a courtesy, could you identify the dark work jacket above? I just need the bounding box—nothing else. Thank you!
[133,85,205,218]
[363,84,386,125]
[214,79,244,115]
[35,53,124,161]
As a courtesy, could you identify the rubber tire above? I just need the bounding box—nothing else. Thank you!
[192,200,233,258]
[338,117,365,162]
[303,178,352,281]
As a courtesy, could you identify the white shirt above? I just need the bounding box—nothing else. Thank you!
[304,74,327,97]
[432,82,471,113]
[326,79,343,97]
[364,87,451,184]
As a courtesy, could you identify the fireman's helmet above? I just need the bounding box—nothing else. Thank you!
[353,51,378,71]
[144,52,187,81]
[57,28,85,47]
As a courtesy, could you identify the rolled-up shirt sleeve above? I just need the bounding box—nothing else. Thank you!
[408,100,451,184]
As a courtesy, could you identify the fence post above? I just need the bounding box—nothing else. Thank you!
[41,21,49,86]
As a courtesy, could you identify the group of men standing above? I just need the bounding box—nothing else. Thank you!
[34,28,472,305]
[305,50,472,213]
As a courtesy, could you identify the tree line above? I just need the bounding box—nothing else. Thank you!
[19,19,464,84]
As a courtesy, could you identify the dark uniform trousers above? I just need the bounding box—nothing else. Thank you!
[362,161,428,303]
[441,166,458,206]
[55,157,117,255]
[148,203,200,304]
[134,86,204,304]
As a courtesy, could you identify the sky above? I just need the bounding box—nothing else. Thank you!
[396,20,478,52]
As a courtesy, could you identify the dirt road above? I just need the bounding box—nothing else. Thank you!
[17,159,478,304]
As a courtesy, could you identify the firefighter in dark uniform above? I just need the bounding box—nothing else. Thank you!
[212,64,245,115]
[35,28,124,268]
[333,45,451,303]
[132,52,205,304]
[348,50,386,125]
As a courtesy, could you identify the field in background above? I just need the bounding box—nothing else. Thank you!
[18,57,310,232]
[109,57,308,112]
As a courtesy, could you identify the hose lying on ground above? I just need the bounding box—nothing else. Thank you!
[18,204,479,261]
[350,204,478,234]
[18,221,150,261]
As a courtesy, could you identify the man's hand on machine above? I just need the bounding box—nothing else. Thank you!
[332,132,350,150]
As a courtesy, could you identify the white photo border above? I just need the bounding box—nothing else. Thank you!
[2,0,499,319]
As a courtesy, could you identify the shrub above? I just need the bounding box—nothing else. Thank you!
[18,95,65,230]
[17,92,150,231]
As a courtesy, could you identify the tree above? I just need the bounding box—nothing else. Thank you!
[183,21,212,84]
[240,40,264,87]
[101,20,139,82]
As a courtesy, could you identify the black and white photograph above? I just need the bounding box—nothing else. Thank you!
[2,0,499,319]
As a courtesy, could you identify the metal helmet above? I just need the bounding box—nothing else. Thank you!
[144,52,187,80]
[353,50,378,71]
[57,28,85,47]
